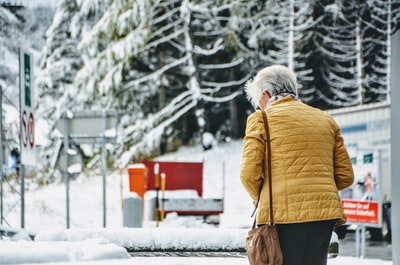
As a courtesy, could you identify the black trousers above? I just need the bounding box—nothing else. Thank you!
[275,220,335,265]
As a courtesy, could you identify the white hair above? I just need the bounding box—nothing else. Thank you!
[245,65,297,108]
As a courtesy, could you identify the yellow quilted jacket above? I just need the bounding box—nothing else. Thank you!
[240,97,354,226]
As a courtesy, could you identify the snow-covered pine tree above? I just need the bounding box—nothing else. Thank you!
[33,0,84,180]
[305,0,400,109]
[307,0,359,108]
[189,0,249,141]
[75,0,247,165]
[361,0,399,103]
[36,0,82,124]
[226,0,319,104]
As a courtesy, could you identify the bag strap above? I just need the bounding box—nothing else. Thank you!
[251,109,274,228]
[261,109,274,225]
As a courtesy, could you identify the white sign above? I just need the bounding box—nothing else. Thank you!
[20,50,36,165]
[55,111,118,141]
[340,149,382,227]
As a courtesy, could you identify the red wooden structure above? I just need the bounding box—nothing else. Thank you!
[128,160,223,220]
[141,160,204,196]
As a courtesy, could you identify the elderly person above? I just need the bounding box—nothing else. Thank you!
[240,65,354,265]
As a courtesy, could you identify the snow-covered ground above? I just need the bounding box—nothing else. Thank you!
[0,140,393,264]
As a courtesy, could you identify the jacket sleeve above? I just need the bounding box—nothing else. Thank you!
[333,124,355,190]
[240,111,267,202]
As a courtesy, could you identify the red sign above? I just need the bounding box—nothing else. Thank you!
[342,199,379,224]
[21,110,35,148]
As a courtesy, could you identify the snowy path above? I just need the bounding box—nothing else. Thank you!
[5,256,392,265]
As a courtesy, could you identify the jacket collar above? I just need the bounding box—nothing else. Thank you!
[267,93,299,108]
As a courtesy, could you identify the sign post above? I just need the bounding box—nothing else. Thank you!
[56,110,117,228]
[20,50,35,165]
[19,49,35,228]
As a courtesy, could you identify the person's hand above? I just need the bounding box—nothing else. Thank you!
[253,200,258,207]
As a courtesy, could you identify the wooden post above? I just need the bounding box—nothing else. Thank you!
[160,173,166,221]
[154,163,160,227]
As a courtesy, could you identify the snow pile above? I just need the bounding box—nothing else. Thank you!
[34,227,247,252]
[0,240,129,264]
